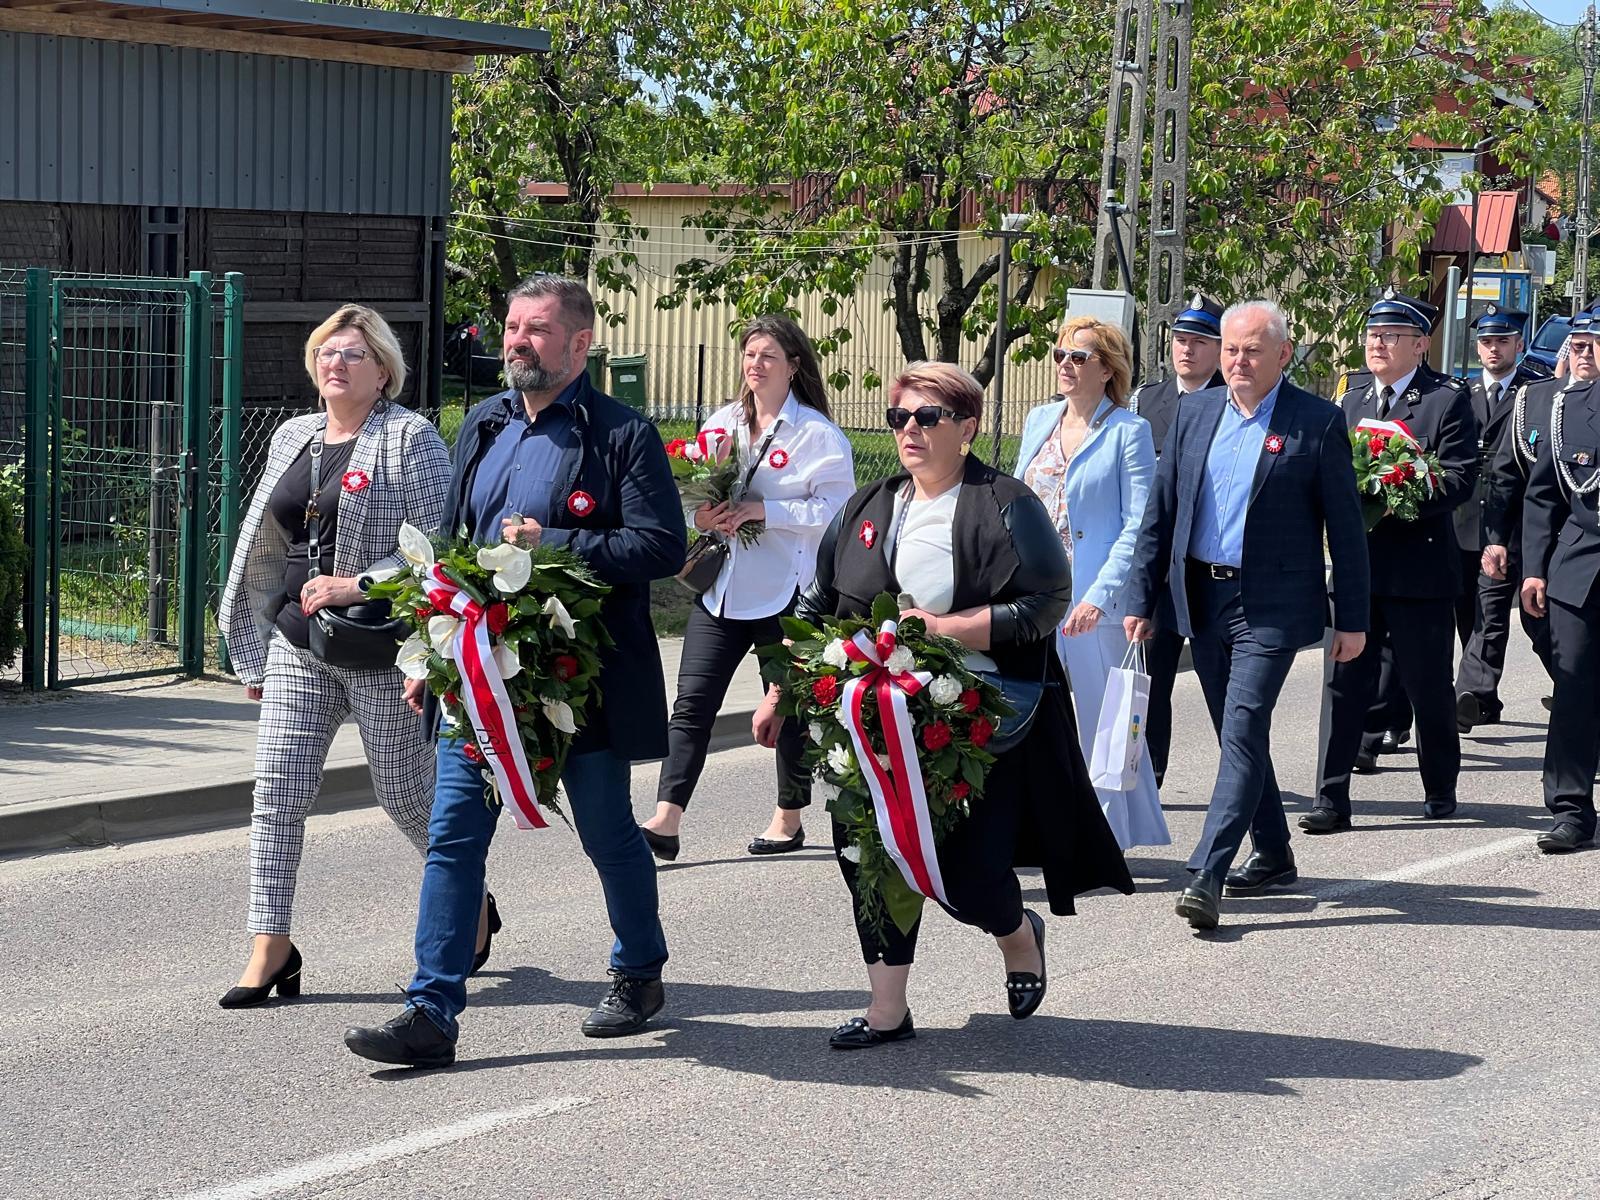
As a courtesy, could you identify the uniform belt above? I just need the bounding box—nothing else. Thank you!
[1187,558,1241,581]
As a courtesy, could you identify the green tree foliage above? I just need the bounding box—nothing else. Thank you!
[0,483,24,669]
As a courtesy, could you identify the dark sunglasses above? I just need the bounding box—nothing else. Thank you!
[885,404,961,431]
[1052,347,1097,366]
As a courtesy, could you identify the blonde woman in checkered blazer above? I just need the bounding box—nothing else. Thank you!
[216,305,452,1008]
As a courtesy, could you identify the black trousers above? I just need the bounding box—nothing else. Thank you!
[655,600,810,813]
[835,761,1025,967]
[1319,595,1461,812]
[1455,552,1555,711]
[1360,640,1412,759]
[1144,625,1185,787]
[1453,549,1479,647]
[1543,591,1600,836]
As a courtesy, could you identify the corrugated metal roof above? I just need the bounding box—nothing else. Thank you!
[1427,191,1521,255]
[0,30,452,214]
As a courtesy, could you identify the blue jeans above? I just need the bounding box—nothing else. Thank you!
[406,740,668,1039]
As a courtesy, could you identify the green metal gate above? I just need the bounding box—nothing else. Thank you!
[9,268,244,689]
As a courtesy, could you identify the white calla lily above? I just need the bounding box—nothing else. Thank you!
[839,842,861,863]
[427,613,461,653]
[542,595,577,638]
[477,541,533,594]
[541,697,577,734]
[396,635,432,680]
[493,642,522,680]
[398,522,435,571]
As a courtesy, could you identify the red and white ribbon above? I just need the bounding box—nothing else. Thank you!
[424,564,546,830]
[1355,417,1420,447]
[838,620,944,905]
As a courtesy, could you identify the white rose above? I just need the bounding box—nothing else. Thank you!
[814,777,841,805]
[541,697,577,734]
[827,743,853,775]
[808,721,826,744]
[396,634,432,680]
[839,843,862,864]
[542,595,577,638]
[822,639,850,668]
[928,674,961,706]
[426,614,461,654]
[885,646,916,676]
[476,541,533,594]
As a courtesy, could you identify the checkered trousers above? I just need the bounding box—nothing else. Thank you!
[247,633,435,935]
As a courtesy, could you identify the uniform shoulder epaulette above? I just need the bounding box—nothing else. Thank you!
[1334,370,1371,404]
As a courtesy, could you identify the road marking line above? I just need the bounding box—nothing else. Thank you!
[175,1095,591,1200]
[1312,833,1530,902]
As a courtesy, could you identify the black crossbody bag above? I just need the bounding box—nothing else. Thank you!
[304,429,408,669]
[676,423,781,595]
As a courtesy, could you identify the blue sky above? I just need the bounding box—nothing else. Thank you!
[1524,0,1590,25]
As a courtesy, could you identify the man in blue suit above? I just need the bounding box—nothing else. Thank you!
[1126,300,1370,929]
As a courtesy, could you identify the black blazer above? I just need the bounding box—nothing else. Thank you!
[1337,365,1479,599]
[797,455,1135,914]
[1130,369,1226,459]
[440,375,687,762]
[1455,360,1550,551]
[1485,375,1566,551]
[1523,377,1600,608]
[1126,380,1370,649]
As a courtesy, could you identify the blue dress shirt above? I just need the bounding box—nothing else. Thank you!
[1188,380,1282,567]
[464,378,582,544]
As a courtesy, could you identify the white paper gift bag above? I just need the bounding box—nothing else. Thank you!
[1089,642,1151,792]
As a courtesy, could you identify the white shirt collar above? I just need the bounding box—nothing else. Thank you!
[1375,367,1418,403]
[1482,367,1514,393]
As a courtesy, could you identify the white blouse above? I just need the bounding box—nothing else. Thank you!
[700,393,856,621]
[884,483,998,672]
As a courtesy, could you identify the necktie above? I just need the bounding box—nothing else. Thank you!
[1488,381,1502,412]
[1378,385,1394,418]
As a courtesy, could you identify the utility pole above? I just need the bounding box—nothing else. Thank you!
[1143,0,1195,371]
[1092,0,1154,299]
[1575,4,1596,316]
[985,215,1033,463]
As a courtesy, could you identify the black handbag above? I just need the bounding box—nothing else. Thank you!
[976,670,1048,755]
[674,424,780,596]
[303,429,408,670]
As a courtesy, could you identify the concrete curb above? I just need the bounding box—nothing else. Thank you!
[1,708,757,859]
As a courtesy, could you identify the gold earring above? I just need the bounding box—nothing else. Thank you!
[960,441,971,456]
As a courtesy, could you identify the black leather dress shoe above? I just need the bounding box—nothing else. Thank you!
[1422,799,1459,819]
[1536,823,1596,854]
[581,970,665,1038]
[640,827,680,862]
[1379,729,1411,754]
[1353,750,1379,774]
[1175,871,1222,930]
[1541,695,1554,712]
[1299,808,1352,834]
[344,1007,456,1069]
[1224,850,1298,895]
[829,1010,915,1049]
[747,827,804,855]
[1456,692,1482,733]
[1006,910,1047,1019]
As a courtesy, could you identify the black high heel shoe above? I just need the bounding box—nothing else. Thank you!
[640,827,680,862]
[218,943,302,1009]
[1005,910,1046,1020]
[471,892,502,975]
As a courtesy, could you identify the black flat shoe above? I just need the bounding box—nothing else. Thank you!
[1299,808,1352,835]
[344,1007,456,1068]
[1006,909,1047,1019]
[471,892,502,975]
[1353,750,1379,774]
[218,944,302,1008]
[1537,823,1595,854]
[640,826,680,862]
[829,1010,915,1049]
[1224,850,1298,895]
[1379,729,1411,754]
[581,970,665,1038]
[1423,800,1459,820]
[1175,871,1222,930]
[748,827,804,855]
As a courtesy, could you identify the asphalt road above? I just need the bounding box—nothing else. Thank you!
[3,635,1596,1200]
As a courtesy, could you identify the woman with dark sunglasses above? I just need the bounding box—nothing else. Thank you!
[1014,317,1170,850]
[794,361,1133,1048]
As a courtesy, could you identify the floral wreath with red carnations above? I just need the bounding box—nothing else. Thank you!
[365,523,613,827]
[1349,419,1444,531]
[760,593,1012,935]
[663,428,765,547]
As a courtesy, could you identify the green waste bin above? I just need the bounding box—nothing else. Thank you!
[585,346,609,390]
[608,352,648,410]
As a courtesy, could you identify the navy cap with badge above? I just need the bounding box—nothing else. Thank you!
[1571,310,1600,335]
[1171,293,1225,340]
[1469,305,1528,338]
[1365,287,1439,333]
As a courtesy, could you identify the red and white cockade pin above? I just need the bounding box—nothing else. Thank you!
[768,447,789,469]
[567,490,596,517]
[341,469,370,493]
[1264,434,1285,455]
[858,519,877,549]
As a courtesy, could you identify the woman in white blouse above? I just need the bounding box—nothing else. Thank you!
[1014,316,1170,850]
[642,316,855,860]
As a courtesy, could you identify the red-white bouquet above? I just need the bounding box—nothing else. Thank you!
[1350,418,1444,530]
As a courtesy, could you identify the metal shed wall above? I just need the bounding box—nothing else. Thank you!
[0,30,452,216]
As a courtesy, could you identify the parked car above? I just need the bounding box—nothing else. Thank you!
[443,321,506,386]
[1525,314,1572,374]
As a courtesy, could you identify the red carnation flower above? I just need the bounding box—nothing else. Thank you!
[665,438,688,457]
[969,716,994,749]
[444,691,459,707]
[1368,434,1387,455]
[923,721,952,751]
[534,756,554,772]
[959,688,981,714]
[414,605,434,621]
[463,742,484,763]
[951,781,970,801]
[1399,460,1416,480]
[1381,467,1406,487]
[553,654,579,682]
[812,674,841,706]
[486,602,511,635]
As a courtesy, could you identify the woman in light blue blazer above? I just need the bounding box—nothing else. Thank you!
[1013,316,1170,849]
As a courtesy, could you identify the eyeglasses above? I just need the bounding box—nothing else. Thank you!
[885,405,961,431]
[1052,347,1097,366]
[315,346,370,366]
[1569,340,1598,356]
[1363,331,1421,347]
